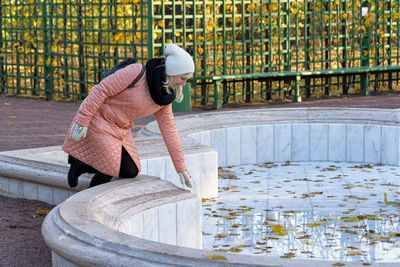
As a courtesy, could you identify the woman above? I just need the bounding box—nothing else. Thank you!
[62,43,194,188]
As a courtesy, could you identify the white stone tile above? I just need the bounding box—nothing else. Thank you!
[273,124,291,162]
[8,179,23,198]
[38,184,53,204]
[186,151,218,198]
[310,124,328,161]
[200,130,211,146]
[139,159,148,175]
[165,157,180,186]
[291,124,310,162]
[346,124,364,163]
[0,176,8,196]
[226,127,241,166]
[143,208,158,242]
[241,126,257,165]
[121,219,133,236]
[382,126,400,166]
[189,132,201,143]
[256,125,274,163]
[364,125,381,164]
[158,203,177,245]
[52,188,69,205]
[147,157,166,179]
[22,181,38,200]
[52,252,78,267]
[68,190,76,198]
[328,124,346,162]
[131,213,144,238]
[177,198,202,249]
[210,128,227,167]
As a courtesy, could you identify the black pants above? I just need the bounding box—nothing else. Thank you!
[72,146,139,187]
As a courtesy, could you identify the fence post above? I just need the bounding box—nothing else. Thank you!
[148,0,154,59]
[361,1,370,96]
[293,75,302,102]
[213,80,222,109]
[42,0,53,100]
[0,0,4,94]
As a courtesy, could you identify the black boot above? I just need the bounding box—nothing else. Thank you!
[67,155,95,188]
[89,172,113,188]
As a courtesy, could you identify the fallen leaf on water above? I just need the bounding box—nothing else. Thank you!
[206,252,227,261]
[347,250,362,256]
[280,252,295,258]
[228,247,242,253]
[4,103,10,105]
[306,220,327,227]
[270,224,288,236]
[8,116,16,119]
[332,263,345,266]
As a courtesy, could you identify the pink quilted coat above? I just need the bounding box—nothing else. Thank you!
[62,63,186,177]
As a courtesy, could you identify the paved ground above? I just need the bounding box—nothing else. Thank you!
[1,92,400,266]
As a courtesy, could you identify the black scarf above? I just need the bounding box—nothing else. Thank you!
[145,57,175,106]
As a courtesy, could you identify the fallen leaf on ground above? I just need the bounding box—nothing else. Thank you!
[36,207,51,215]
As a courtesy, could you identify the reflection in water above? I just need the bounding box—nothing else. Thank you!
[202,162,400,264]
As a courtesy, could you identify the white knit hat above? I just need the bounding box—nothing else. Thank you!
[165,43,195,76]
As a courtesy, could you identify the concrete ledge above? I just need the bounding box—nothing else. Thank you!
[0,135,218,203]
[42,176,376,267]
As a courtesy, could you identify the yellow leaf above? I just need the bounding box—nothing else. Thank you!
[247,3,256,13]
[342,13,348,19]
[347,250,362,256]
[8,116,16,119]
[158,20,164,28]
[270,224,288,236]
[36,207,51,215]
[268,3,277,12]
[228,247,242,253]
[197,47,204,55]
[206,252,227,261]
[281,252,295,258]
[306,221,327,227]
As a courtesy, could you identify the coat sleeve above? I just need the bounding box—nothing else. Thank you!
[74,64,143,127]
[154,104,187,173]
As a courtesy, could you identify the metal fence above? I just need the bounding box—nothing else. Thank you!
[1,0,400,105]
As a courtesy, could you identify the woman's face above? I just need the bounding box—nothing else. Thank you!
[169,74,191,90]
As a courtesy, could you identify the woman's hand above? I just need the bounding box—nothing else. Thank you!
[70,122,88,142]
[178,170,193,188]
